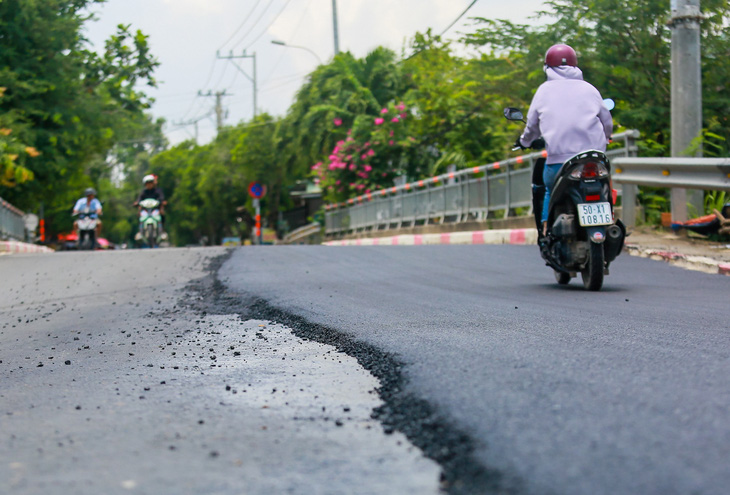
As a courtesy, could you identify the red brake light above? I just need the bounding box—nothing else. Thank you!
[569,162,609,180]
[585,194,601,202]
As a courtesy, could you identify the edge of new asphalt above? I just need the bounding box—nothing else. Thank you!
[188,252,515,495]
[323,228,730,276]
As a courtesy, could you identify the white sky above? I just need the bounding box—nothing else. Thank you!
[83,0,547,145]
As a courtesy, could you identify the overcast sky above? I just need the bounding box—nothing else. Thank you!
[83,0,547,145]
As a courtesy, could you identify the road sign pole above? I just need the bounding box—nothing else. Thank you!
[254,199,262,245]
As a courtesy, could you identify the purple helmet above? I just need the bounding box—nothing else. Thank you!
[545,44,578,67]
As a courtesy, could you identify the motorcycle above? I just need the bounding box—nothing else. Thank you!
[504,106,625,291]
[74,208,98,250]
[137,198,162,248]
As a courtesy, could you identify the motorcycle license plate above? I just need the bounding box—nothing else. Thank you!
[577,202,613,226]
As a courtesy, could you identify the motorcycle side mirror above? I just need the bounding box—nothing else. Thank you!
[503,107,525,122]
[602,98,615,111]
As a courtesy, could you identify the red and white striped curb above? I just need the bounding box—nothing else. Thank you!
[0,240,54,254]
[624,244,730,276]
[323,228,538,247]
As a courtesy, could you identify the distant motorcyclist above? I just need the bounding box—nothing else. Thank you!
[134,174,168,240]
[518,44,613,237]
[73,187,102,239]
[134,174,166,211]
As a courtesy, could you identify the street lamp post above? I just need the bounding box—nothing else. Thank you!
[270,40,322,64]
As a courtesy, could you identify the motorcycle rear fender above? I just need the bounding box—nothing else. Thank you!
[585,226,607,244]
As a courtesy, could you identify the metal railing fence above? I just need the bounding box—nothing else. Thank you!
[0,196,26,241]
[612,155,730,228]
[325,130,639,236]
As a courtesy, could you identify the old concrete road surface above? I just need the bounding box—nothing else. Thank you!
[0,248,440,495]
[221,244,730,495]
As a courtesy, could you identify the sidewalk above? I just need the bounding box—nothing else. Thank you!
[624,226,730,275]
[0,240,54,255]
[324,226,730,276]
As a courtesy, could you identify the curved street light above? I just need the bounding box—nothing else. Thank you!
[271,40,322,64]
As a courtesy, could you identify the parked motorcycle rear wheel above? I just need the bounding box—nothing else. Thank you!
[582,242,604,291]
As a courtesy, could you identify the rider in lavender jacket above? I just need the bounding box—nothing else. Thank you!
[519,44,613,235]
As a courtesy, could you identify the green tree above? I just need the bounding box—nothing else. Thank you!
[0,0,159,239]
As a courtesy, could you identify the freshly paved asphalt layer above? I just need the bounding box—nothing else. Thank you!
[0,249,440,495]
[222,245,730,495]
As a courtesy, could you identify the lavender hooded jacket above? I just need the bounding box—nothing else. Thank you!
[520,66,613,165]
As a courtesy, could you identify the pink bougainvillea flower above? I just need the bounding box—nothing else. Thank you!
[347,136,354,141]
[397,102,406,111]
[367,149,375,157]
[361,153,368,160]
[374,117,384,125]
[389,130,394,137]
[365,189,371,194]
[380,108,388,114]
[389,140,394,146]
[336,180,341,185]
[349,164,356,171]
[328,163,337,171]
[356,184,366,190]
[391,117,399,123]
[333,118,342,126]
[400,113,407,119]
[364,142,370,147]
[364,165,372,172]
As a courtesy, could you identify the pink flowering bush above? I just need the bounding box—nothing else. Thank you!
[311,101,419,202]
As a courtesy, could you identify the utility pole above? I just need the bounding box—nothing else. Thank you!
[217,51,257,119]
[332,0,340,55]
[198,90,231,130]
[669,0,703,222]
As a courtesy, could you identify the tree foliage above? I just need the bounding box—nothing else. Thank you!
[3,0,728,244]
[0,0,159,240]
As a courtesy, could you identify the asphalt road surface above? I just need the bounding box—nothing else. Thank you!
[2,245,729,495]
[220,244,730,495]
[0,248,439,495]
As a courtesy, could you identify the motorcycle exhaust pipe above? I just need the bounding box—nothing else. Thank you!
[604,224,624,262]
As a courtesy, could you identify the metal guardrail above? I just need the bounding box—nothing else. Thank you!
[612,155,730,228]
[0,196,25,241]
[325,130,639,236]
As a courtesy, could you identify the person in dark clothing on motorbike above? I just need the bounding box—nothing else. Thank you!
[134,174,168,240]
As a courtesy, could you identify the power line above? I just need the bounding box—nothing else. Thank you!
[217,0,263,51]
[439,0,479,36]
[261,0,314,85]
[404,0,480,61]
[229,0,276,50]
[241,0,293,51]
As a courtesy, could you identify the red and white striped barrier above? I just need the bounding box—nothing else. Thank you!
[0,240,54,254]
[323,228,538,247]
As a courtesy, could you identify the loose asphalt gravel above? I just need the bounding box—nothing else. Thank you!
[0,248,440,495]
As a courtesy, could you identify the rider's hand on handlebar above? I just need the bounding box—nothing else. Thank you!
[513,136,526,151]
[530,137,545,150]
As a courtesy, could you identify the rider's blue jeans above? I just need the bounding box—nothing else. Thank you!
[542,163,563,223]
